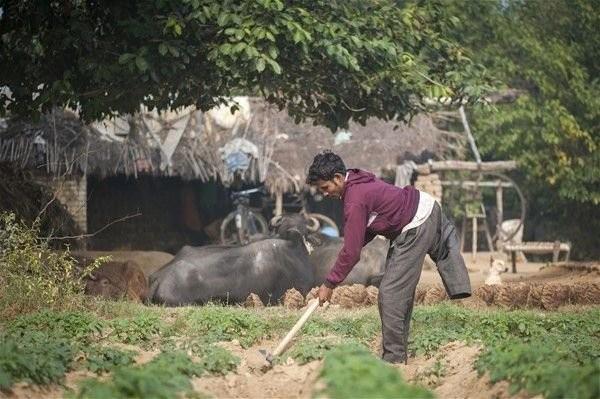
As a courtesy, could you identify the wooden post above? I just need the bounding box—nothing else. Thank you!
[552,241,560,262]
[496,183,503,229]
[472,217,478,262]
[275,190,283,216]
[511,251,517,273]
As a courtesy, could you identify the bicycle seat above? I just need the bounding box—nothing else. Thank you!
[230,187,265,200]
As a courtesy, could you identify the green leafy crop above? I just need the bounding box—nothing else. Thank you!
[5,310,104,344]
[0,331,77,389]
[476,338,600,399]
[197,345,240,375]
[108,313,165,346]
[288,337,344,364]
[185,305,269,347]
[73,351,204,399]
[315,343,434,399]
[82,346,137,375]
[409,305,600,397]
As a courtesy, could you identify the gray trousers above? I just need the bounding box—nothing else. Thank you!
[378,202,471,363]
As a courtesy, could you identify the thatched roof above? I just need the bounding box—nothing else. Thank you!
[0,99,466,195]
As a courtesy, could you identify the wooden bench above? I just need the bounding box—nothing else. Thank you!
[503,241,571,273]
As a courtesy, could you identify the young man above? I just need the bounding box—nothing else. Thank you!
[306,150,471,364]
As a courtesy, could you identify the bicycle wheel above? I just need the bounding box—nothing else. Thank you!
[220,212,238,245]
[247,211,269,239]
[220,211,269,245]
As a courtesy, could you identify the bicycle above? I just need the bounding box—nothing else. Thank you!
[220,187,269,245]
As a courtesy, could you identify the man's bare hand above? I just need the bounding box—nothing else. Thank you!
[318,284,333,305]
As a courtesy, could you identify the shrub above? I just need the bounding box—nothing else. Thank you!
[0,212,106,319]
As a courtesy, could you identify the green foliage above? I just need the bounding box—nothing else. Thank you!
[82,346,137,374]
[476,338,600,399]
[409,305,600,397]
[0,0,488,131]
[299,313,380,344]
[328,314,380,343]
[315,343,434,399]
[447,0,600,257]
[413,360,447,388]
[0,212,105,318]
[197,345,240,375]
[288,337,370,365]
[410,328,461,358]
[108,313,165,346]
[0,331,77,389]
[185,305,270,347]
[5,309,104,344]
[73,351,204,399]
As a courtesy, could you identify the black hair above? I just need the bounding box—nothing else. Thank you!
[306,150,346,184]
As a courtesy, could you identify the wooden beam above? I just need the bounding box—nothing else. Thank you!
[441,180,513,188]
[416,160,517,175]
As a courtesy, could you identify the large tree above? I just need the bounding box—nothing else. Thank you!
[448,0,599,257]
[0,0,487,131]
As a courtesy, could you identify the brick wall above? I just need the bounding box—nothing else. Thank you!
[414,173,442,203]
[35,174,87,233]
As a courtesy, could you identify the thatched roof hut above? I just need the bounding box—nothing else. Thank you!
[0,98,465,195]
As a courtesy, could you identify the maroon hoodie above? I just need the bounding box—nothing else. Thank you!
[325,169,419,287]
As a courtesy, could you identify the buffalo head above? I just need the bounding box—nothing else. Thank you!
[269,214,322,253]
[85,260,148,302]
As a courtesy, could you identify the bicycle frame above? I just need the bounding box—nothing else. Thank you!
[221,187,268,245]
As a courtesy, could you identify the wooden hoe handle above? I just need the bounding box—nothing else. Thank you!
[271,299,320,358]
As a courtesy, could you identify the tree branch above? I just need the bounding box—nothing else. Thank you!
[44,212,142,241]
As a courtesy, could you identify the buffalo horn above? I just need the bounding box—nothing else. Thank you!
[269,215,283,228]
[306,216,320,232]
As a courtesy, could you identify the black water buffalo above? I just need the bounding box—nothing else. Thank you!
[147,215,321,306]
[310,235,388,287]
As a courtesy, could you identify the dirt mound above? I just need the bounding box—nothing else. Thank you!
[305,284,377,308]
[467,282,600,310]
[365,286,379,305]
[244,293,264,308]
[330,284,368,308]
[305,279,600,311]
[422,284,448,305]
[282,288,305,309]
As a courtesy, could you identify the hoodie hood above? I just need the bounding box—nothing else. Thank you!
[343,169,375,197]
